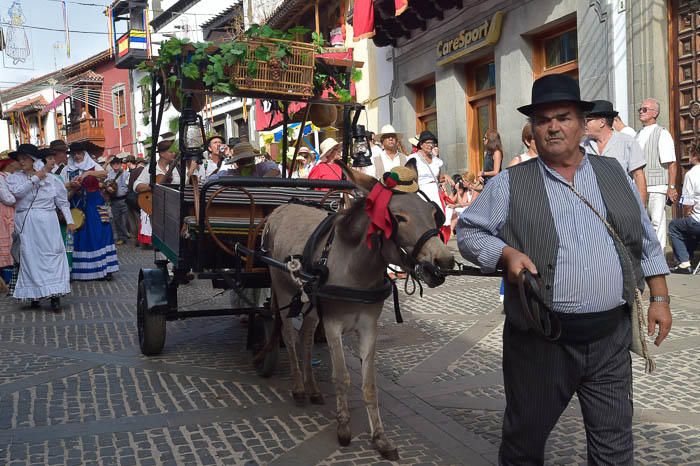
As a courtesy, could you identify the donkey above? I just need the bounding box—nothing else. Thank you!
[262,164,454,460]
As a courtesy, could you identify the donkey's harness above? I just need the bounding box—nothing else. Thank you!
[238,195,443,324]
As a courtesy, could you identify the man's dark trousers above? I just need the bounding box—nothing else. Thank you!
[499,318,633,466]
[669,216,700,263]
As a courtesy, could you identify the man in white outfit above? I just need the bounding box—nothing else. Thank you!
[636,98,678,248]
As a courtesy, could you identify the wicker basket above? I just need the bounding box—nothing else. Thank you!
[229,37,315,97]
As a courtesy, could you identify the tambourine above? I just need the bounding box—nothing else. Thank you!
[70,208,85,230]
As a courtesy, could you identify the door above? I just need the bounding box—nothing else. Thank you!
[467,59,497,173]
[671,0,700,165]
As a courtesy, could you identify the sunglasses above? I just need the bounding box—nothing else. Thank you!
[638,107,653,113]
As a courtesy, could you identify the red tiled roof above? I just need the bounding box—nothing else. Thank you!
[7,96,49,113]
[64,70,104,86]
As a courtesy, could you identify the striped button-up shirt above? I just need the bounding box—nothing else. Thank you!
[457,154,669,314]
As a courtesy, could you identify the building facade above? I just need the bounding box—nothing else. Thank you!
[380,0,696,177]
[0,50,135,158]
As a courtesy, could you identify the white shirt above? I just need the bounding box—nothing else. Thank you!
[681,164,700,223]
[191,159,219,183]
[133,160,181,191]
[619,126,637,138]
[636,123,676,192]
[363,150,406,179]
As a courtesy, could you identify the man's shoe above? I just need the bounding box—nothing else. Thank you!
[670,265,692,274]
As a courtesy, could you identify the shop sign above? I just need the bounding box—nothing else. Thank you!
[436,11,504,66]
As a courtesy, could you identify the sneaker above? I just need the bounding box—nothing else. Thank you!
[670,265,691,274]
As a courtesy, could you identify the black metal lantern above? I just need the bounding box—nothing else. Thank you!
[179,108,206,161]
[352,124,373,168]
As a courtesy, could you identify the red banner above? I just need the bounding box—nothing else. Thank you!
[353,0,375,41]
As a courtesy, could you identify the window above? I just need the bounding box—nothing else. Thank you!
[415,80,438,139]
[533,22,578,78]
[112,85,127,128]
[466,58,497,173]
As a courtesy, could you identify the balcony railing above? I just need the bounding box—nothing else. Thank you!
[65,118,105,144]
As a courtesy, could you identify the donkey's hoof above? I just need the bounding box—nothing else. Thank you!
[292,392,306,407]
[378,447,399,462]
[337,423,352,446]
[373,435,399,461]
[309,393,325,405]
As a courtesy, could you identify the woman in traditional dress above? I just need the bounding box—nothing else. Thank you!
[7,144,75,311]
[0,153,20,291]
[64,143,119,281]
[406,131,450,243]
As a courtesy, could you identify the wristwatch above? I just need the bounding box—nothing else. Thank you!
[669,184,677,189]
[649,295,671,304]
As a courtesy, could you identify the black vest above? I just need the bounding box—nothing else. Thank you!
[500,156,644,331]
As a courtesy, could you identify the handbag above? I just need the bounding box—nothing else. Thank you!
[566,184,655,373]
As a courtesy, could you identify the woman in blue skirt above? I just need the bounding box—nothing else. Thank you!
[64,143,119,281]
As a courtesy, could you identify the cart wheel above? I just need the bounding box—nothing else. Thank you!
[254,316,279,378]
[137,280,166,356]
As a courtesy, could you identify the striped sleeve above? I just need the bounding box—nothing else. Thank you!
[456,172,510,273]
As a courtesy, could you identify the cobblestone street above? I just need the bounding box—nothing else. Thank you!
[0,243,698,465]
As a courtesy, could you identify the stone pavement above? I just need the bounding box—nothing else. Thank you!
[0,242,698,465]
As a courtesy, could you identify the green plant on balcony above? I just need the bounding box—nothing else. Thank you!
[138,24,360,105]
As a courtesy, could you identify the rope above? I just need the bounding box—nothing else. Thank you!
[286,258,310,303]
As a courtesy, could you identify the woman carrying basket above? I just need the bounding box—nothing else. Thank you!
[7,144,75,311]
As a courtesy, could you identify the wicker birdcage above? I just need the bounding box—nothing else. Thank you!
[229,37,316,97]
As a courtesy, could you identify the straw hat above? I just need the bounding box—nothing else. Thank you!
[408,135,419,147]
[377,124,402,140]
[229,140,257,163]
[380,166,418,193]
[319,138,340,161]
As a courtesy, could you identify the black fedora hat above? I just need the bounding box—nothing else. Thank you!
[517,73,594,116]
[586,100,619,118]
[68,142,85,153]
[11,143,40,160]
[38,148,56,160]
[49,139,69,152]
[417,130,438,145]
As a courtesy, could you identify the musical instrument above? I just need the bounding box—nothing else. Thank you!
[70,208,85,230]
[102,169,123,199]
[137,191,153,215]
[138,155,181,216]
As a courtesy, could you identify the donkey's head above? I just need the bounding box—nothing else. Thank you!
[337,162,454,287]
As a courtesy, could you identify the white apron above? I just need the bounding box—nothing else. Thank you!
[14,209,70,299]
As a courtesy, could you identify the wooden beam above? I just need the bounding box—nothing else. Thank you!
[315,0,320,35]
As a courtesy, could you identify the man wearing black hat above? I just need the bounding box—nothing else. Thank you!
[48,140,69,179]
[582,100,648,204]
[458,74,672,465]
[106,156,129,245]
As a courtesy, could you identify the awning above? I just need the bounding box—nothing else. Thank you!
[353,0,409,41]
[259,122,319,145]
[41,93,70,115]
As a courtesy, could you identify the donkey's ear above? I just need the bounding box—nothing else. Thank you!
[335,160,378,193]
[404,158,418,178]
